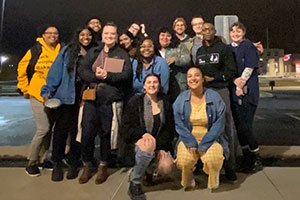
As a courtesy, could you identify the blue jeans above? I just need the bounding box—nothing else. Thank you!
[130,145,154,184]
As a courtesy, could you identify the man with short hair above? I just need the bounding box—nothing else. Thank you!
[166,18,193,103]
[190,16,205,64]
[195,23,238,181]
[77,23,132,185]
[87,17,102,43]
[173,17,192,50]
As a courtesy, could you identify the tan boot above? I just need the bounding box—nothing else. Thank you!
[79,164,97,184]
[95,164,109,184]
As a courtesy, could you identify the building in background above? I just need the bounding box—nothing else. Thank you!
[260,48,284,77]
[260,49,300,77]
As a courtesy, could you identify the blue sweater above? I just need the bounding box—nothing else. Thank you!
[173,88,229,159]
[41,45,78,104]
[132,56,169,95]
[229,39,259,105]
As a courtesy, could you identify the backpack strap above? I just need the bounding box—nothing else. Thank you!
[26,42,42,83]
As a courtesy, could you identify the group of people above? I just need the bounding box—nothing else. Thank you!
[17,15,264,200]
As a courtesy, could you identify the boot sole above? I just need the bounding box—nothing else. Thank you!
[25,171,41,177]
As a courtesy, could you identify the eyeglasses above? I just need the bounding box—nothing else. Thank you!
[44,32,59,36]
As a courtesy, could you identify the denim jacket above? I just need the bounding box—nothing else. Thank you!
[132,56,169,95]
[173,88,229,159]
[41,45,77,104]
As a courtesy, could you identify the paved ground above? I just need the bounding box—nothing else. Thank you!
[0,167,299,200]
[1,90,300,146]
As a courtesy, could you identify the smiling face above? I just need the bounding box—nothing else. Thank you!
[78,29,92,46]
[191,17,204,35]
[144,75,160,96]
[119,33,133,49]
[102,25,117,47]
[187,67,204,90]
[174,21,186,35]
[159,32,172,48]
[230,25,246,43]
[42,27,59,46]
[88,18,101,32]
[140,39,154,58]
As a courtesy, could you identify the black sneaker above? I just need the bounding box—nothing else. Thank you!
[223,160,237,182]
[128,182,146,200]
[39,159,53,170]
[244,159,264,173]
[66,166,79,180]
[51,162,64,182]
[225,168,237,182]
[25,165,41,177]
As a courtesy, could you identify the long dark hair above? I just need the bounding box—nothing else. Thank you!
[135,37,156,81]
[66,26,95,74]
[156,27,180,54]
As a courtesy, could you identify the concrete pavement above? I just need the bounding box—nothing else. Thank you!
[1,145,300,200]
[0,166,299,200]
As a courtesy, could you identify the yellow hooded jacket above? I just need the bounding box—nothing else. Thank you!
[17,37,61,102]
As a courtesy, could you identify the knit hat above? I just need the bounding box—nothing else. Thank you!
[173,17,187,29]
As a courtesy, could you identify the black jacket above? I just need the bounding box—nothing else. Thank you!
[195,37,237,89]
[121,94,175,152]
[78,43,132,103]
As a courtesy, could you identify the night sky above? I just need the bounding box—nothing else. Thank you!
[1,0,300,58]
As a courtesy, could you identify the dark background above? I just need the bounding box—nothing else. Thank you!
[1,0,300,58]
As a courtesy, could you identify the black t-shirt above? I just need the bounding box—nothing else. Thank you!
[151,113,160,138]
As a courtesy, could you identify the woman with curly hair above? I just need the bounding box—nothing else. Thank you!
[41,26,96,181]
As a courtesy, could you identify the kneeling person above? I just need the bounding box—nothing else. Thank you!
[173,67,229,190]
[121,74,175,200]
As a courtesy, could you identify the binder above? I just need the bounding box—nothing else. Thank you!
[103,57,124,72]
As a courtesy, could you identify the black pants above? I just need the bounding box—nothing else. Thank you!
[231,101,258,151]
[81,100,113,164]
[51,104,81,165]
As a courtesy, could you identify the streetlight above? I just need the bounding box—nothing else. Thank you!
[0,0,6,44]
[0,55,8,73]
[1,55,8,63]
[0,0,6,73]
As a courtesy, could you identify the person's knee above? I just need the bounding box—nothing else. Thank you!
[136,137,156,154]
[176,157,195,170]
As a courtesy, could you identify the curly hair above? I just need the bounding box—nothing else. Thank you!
[135,37,156,81]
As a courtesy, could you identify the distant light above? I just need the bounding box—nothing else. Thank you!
[259,58,263,61]
[283,54,291,61]
[8,64,14,67]
[0,56,9,64]
[296,63,300,76]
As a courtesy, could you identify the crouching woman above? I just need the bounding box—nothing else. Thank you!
[121,73,175,200]
[173,67,229,190]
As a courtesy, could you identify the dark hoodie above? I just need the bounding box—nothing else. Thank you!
[195,36,237,89]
